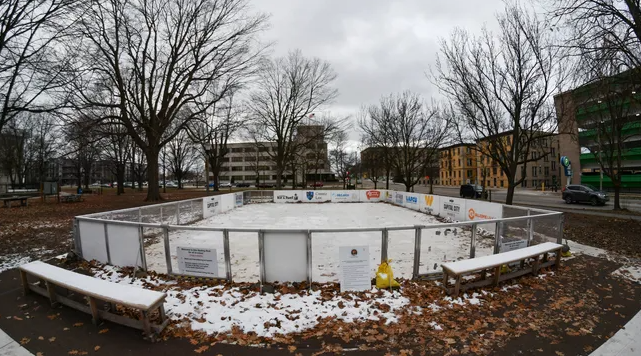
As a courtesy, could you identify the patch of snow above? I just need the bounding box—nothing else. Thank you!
[564,239,641,283]
[0,248,55,273]
[429,321,443,330]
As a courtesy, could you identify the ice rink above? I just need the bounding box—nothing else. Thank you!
[145,202,496,282]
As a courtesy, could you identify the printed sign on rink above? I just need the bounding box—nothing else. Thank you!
[176,246,219,278]
[339,246,371,292]
[303,191,330,202]
[403,193,421,210]
[394,192,404,205]
[202,196,221,218]
[331,191,358,202]
[234,193,243,207]
[274,191,300,203]
[420,194,440,216]
[442,197,466,221]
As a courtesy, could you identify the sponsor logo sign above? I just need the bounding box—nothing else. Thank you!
[235,193,243,207]
[206,199,219,209]
[313,191,330,201]
[425,195,434,206]
[405,195,418,204]
[468,208,493,220]
[395,192,403,205]
[366,190,381,200]
[306,191,314,201]
[443,198,461,219]
[276,193,298,201]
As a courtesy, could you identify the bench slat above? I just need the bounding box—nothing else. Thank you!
[19,261,165,310]
[442,242,562,275]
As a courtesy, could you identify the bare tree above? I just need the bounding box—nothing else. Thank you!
[188,94,245,191]
[550,0,641,68]
[99,119,132,195]
[328,131,354,189]
[167,129,198,189]
[434,3,563,204]
[68,0,267,201]
[359,103,396,190]
[64,115,102,190]
[361,92,449,192]
[0,0,77,134]
[247,50,339,189]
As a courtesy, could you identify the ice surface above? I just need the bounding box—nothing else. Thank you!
[144,203,496,282]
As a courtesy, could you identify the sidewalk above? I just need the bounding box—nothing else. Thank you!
[591,308,641,356]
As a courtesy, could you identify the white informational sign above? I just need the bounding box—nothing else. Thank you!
[301,190,331,202]
[263,231,308,282]
[419,194,441,216]
[339,246,371,292]
[403,193,421,210]
[441,197,466,221]
[273,191,301,203]
[500,240,528,253]
[176,246,219,278]
[394,192,404,205]
[202,196,221,218]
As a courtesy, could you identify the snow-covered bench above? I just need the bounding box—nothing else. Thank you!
[19,261,168,340]
[441,242,563,296]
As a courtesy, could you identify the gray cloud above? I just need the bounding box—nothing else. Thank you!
[250,0,511,146]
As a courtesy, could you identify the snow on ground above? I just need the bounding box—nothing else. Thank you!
[0,248,54,273]
[91,265,486,337]
[562,239,641,283]
[144,203,497,282]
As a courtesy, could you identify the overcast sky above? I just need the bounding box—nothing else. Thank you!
[250,0,512,149]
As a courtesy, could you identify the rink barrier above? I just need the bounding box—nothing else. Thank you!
[73,190,564,283]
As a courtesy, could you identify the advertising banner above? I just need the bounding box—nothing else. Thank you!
[273,191,301,203]
[235,192,244,207]
[202,196,221,218]
[394,191,404,206]
[331,191,359,202]
[301,190,331,202]
[419,194,441,216]
[360,189,386,202]
[464,200,503,233]
[441,197,466,221]
[403,193,421,211]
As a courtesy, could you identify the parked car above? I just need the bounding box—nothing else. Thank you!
[308,182,324,188]
[235,183,251,188]
[460,184,483,199]
[123,182,133,188]
[219,182,232,188]
[165,181,178,188]
[256,183,274,188]
[562,184,608,206]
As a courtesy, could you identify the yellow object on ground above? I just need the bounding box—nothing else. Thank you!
[376,259,400,289]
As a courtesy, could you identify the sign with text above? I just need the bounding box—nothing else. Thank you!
[339,246,371,292]
[235,192,243,207]
[176,246,219,278]
[202,196,221,218]
[302,190,331,202]
[500,240,528,253]
[273,191,301,203]
[442,197,466,221]
[419,194,440,216]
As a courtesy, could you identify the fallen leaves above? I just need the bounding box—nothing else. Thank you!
[98,328,109,334]
[49,337,56,342]
[73,322,84,327]
[19,337,30,345]
[193,345,208,353]
[94,346,101,351]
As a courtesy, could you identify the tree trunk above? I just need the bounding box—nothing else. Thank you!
[429,179,434,194]
[613,181,621,210]
[374,181,378,189]
[385,169,390,190]
[505,182,516,205]
[145,148,162,201]
[116,165,125,195]
[276,169,283,189]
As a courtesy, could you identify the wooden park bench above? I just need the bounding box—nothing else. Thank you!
[60,194,83,203]
[19,261,168,340]
[1,196,29,208]
[441,242,563,296]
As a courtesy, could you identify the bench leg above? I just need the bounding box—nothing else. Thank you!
[20,271,29,296]
[141,310,152,339]
[88,297,100,325]
[442,270,449,291]
[493,266,501,286]
[45,281,58,307]
[554,249,562,269]
[543,252,549,263]
[454,275,462,297]
[158,304,167,323]
[481,269,487,280]
[532,256,540,275]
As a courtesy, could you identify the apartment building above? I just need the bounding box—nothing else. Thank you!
[218,125,334,185]
[439,133,560,189]
[439,144,477,186]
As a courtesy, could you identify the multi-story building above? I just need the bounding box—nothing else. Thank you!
[439,133,560,189]
[554,69,641,190]
[218,125,334,185]
[439,144,477,186]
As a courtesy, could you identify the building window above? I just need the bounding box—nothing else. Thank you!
[245,175,256,181]
[551,147,556,156]
[493,178,497,186]
[544,167,550,176]
[532,166,537,177]
[231,147,243,153]
[458,171,461,178]
[467,170,473,178]
[232,166,243,171]
[232,175,243,181]
[232,157,243,162]
[467,159,472,166]
[458,159,461,167]
[493,167,497,175]
[258,175,270,180]
[544,153,549,162]
[552,161,556,171]
[500,180,504,187]
[244,147,255,153]
[272,175,278,180]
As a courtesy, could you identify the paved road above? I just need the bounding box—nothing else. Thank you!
[362,181,641,213]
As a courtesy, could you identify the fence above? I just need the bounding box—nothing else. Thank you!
[73,190,564,284]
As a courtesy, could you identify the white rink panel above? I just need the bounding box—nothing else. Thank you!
[79,220,108,263]
[263,231,308,283]
[106,224,142,267]
[440,197,467,221]
[419,194,441,216]
[203,196,222,218]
